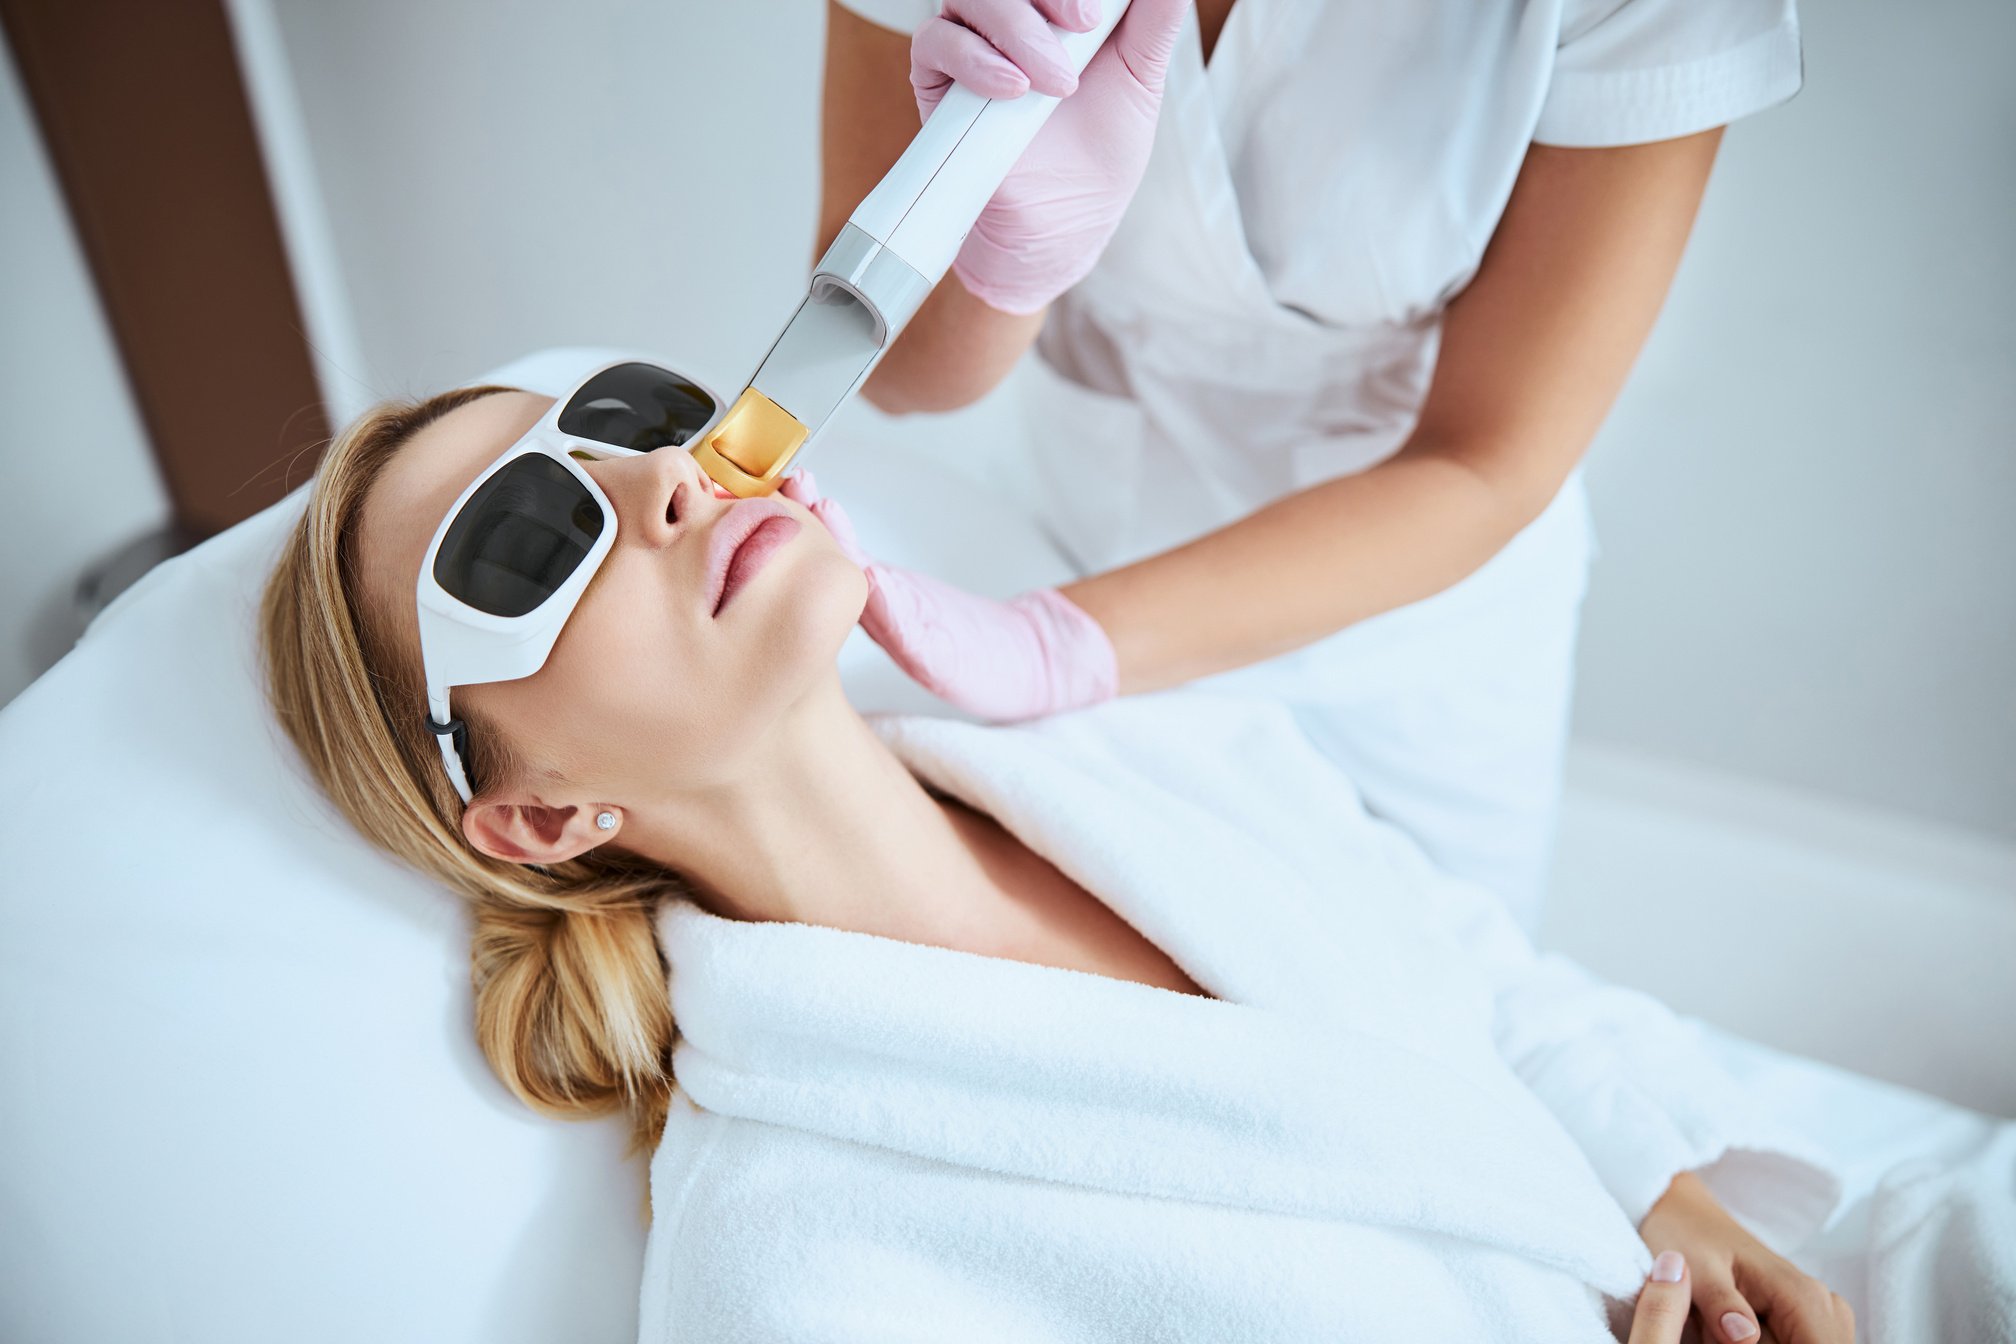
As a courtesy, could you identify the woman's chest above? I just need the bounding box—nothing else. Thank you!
[901,873,1219,1002]
[1002,884,1219,1000]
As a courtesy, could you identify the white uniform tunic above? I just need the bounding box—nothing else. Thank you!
[836,0,1804,930]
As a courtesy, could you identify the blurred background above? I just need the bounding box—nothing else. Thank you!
[2,0,2011,1108]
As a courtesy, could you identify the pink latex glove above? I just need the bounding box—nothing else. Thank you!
[911,0,1190,316]
[780,470,1118,722]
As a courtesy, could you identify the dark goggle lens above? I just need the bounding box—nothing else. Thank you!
[432,455,604,617]
[555,361,718,451]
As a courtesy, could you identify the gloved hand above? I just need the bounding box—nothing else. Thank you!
[781,471,1118,722]
[910,0,1190,315]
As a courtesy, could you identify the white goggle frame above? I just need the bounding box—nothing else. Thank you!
[415,358,728,804]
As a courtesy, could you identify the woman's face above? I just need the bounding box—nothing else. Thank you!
[357,390,867,802]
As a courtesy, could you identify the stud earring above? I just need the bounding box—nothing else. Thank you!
[595,811,617,831]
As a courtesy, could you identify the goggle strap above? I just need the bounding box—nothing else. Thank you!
[425,714,477,804]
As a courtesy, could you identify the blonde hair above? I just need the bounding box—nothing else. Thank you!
[259,386,678,1152]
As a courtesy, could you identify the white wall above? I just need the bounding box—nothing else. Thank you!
[1572,0,2016,840]
[1547,742,2016,1115]
[0,30,169,706]
[260,0,827,413]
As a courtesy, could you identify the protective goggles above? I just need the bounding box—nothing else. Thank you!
[416,358,727,804]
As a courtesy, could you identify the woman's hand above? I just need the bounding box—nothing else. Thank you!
[1638,1172,1855,1344]
[780,471,1117,720]
[909,0,1190,315]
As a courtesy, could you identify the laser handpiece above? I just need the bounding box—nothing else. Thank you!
[689,1,1132,496]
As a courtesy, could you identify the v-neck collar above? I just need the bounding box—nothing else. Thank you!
[1195,0,1258,125]
[1120,0,1332,337]
[1195,0,1234,74]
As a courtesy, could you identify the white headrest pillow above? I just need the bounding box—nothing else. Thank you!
[0,348,1071,1343]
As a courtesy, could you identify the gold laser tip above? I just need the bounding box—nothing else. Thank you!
[690,388,808,498]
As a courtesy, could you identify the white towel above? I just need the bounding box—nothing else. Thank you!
[1865,1124,2016,1342]
[636,691,1844,1342]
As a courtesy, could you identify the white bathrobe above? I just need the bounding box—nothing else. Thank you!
[635,691,1845,1342]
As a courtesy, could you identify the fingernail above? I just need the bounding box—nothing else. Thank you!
[1650,1250,1685,1283]
[1721,1312,1758,1341]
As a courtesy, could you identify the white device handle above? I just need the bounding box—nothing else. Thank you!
[851,0,1132,284]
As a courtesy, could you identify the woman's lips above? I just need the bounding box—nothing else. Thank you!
[704,499,801,618]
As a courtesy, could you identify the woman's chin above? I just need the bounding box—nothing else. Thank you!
[734,545,869,679]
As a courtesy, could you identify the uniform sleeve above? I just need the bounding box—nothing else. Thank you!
[1384,829,1844,1247]
[831,0,940,35]
[1535,0,1803,147]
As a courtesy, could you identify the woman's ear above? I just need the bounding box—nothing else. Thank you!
[462,795,615,866]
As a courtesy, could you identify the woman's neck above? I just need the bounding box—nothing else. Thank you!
[622,675,993,938]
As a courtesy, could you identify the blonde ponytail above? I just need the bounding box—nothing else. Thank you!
[258,387,681,1152]
[471,901,674,1124]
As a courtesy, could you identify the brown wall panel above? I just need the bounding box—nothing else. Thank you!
[2,0,330,536]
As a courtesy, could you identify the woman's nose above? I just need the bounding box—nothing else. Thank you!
[590,448,722,548]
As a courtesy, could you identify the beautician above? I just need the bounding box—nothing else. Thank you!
[811,0,1803,929]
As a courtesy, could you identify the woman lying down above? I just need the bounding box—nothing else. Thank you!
[261,383,1958,1343]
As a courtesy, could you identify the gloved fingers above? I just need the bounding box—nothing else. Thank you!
[1111,0,1190,87]
[804,497,873,572]
[945,0,1177,312]
[776,468,821,507]
[778,469,864,561]
[1031,0,1099,33]
[913,16,1024,107]
[937,0,1080,97]
[852,569,1008,715]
